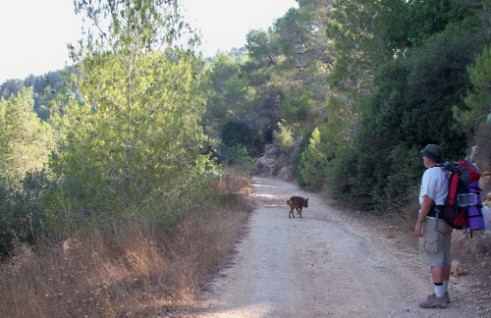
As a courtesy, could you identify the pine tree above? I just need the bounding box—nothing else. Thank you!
[50,0,207,213]
[0,88,53,181]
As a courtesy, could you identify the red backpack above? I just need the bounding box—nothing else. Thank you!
[438,160,485,234]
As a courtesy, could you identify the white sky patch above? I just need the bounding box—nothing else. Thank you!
[0,0,83,82]
[180,0,297,56]
[0,0,297,83]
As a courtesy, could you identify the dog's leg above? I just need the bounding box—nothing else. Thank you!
[289,208,295,218]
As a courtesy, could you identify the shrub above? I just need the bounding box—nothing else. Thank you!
[290,129,313,187]
[273,121,294,152]
[219,145,257,174]
[0,170,252,318]
[220,120,264,156]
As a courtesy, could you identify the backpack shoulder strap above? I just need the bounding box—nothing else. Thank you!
[447,170,460,207]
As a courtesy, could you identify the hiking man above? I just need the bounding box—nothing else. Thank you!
[415,144,452,308]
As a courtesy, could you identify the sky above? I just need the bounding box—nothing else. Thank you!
[0,0,297,84]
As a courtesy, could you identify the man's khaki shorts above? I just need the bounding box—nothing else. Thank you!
[419,217,453,267]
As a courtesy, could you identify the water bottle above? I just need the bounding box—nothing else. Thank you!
[457,193,477,207]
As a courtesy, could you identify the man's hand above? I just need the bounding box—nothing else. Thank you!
[414,220,423,237]
[415,195,433,237]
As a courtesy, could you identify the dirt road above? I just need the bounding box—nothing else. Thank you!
[187,177,489,318]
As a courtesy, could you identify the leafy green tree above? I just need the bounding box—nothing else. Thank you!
[242,31,284,143]
[0,88,53,181]
[405,0,454,46]
[205,37,282,147]
[276,0,332,67]
[336,30,485,208]
[273,121,294,152]
[220,120,263,156]
[326,0,491,209]
[0,72,68,120]
[458,44,491,172]
[202,53,250,138]
[405,0,488,47]
[246,29,282,69]
[49,0,207,216]
[0,88,53,255]
[273,0,332,128]
[457,45,491,136]
[204,1,335,155]
[0,80,24,100]
[323,0,398,165]
[298,127,329,189]
[298,113,352,189]
[326,0,392,92]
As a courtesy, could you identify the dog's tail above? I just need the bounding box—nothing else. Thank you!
[286,199,291,206]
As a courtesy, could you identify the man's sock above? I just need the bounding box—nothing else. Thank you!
[434,282,444,298]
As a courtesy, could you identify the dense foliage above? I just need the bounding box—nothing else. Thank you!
[202,0,491,210]
[1,0,491,255]
[0,0,213,256]
[0,72,67,120]
[325,0,491,209]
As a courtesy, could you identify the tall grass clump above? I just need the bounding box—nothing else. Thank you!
[0,169,251,318]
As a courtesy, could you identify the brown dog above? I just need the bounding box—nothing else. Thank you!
[287,196,309,218]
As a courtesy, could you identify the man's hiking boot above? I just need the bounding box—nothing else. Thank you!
[419,293,448,308]
[421,292,450,304]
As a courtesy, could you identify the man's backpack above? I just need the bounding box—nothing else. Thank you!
[437,160,485,233]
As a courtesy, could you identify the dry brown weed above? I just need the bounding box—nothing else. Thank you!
[0,174,252,318]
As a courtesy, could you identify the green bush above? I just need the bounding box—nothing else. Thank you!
[0,179,17,256]
[290,129,313,187]
[220,145,257,174]
[220,120,264,156]
[273,121,294,152]
[385,145,425,209]
[328,143,392,210]
[328,145,359,204]
[298,128,329,190]
[325,30,484,211]
[0,172,50,256]
[459,45,491,175]
[328,142,432,212]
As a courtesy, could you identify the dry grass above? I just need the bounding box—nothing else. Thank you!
[0,173,252,318]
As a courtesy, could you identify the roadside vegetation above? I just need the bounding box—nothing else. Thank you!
[1,0,491,316]
[0,169,251,317]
